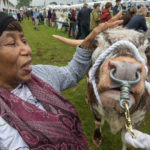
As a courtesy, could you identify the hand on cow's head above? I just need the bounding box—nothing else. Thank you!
[52,11,123,50]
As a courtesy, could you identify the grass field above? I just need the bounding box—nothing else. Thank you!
[22,19,150,150]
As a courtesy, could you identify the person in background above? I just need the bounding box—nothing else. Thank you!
[12,10,17,20]
[20,10,24,21]
[100,2,112,23]
[90,4,100,31]
[26,10,30,20]
[8,10,13,17]
[30,9,34,23]
[43,8,47,25]
[17,10,21,22]
[26,11,30,20]
[77,3,91,39]
[48,8,52,26]
[126,7,148,32]
[56,9,61,21]
[76,10,81,39]
[113,0,121,16]
[51,9,56,27]
[57,14,67,30]
[68,8,77,38]
[39,11,44,23]
[33,8,39,30]
[121,5,137,26]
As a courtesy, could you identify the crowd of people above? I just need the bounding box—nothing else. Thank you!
[6,0,150,38]
[8,10,24,22]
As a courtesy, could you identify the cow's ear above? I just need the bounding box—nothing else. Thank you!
[145,40,150,81]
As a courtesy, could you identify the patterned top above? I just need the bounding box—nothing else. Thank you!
[0,46,92,150]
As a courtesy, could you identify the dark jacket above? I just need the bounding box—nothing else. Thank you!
[48,10,51,18]
[113,5,121,16]
[121,12,134,26]
[126,15,148,32]
[100,8,112,23]
[78,7,91,25]
[51,12,56,22]
[70,10,76,22]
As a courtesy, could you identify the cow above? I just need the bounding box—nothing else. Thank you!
[53,27,150,150]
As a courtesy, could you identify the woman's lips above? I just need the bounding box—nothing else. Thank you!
[22,60,32,72]
[22,66,32,72]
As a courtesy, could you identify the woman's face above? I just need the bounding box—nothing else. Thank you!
[96,6,100,11]
[0,31,32,90]
[108,7,112,11]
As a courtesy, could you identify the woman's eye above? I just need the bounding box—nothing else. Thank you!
[7,43,16,46]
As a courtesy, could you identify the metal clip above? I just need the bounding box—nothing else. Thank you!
[124,102,136,139]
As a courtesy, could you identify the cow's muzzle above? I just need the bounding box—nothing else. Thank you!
[110,68,141,110]
[98,56,146,113]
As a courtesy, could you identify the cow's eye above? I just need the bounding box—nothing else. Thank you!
[145,46,150,58]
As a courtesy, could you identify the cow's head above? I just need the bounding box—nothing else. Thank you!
[53,27,150,114]
[89,27,150,114]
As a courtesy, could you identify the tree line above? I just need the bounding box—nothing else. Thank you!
[17,0,32,8]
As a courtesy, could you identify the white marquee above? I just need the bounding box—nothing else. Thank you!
[0,0,15,11]
[31,0,150,7]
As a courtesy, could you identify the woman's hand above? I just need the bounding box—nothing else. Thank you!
[80,10,123,50]
[125,129,150,150]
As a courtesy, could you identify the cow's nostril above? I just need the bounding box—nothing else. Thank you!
[108,61,116,70]
[108,60,142,81]
[137,67,142,73]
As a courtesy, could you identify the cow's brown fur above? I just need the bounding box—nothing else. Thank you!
[87,27,150,150]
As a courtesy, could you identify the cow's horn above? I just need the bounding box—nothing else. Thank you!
[52,35,83,46]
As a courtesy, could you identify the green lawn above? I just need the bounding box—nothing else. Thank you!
[22,19,150,150]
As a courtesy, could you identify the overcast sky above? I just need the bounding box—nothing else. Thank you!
[31,0,44,6]
[10,0,89,6]
[10,0,45,6]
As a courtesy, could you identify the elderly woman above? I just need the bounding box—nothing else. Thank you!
[0,12,122,150]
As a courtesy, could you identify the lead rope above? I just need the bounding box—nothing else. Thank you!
[89,40,150,140]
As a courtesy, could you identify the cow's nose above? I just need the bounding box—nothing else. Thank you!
[108,60,142,81]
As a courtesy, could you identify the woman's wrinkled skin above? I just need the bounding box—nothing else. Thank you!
[0,31,32,91]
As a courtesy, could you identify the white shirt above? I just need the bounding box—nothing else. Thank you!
[0,84,46,150]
